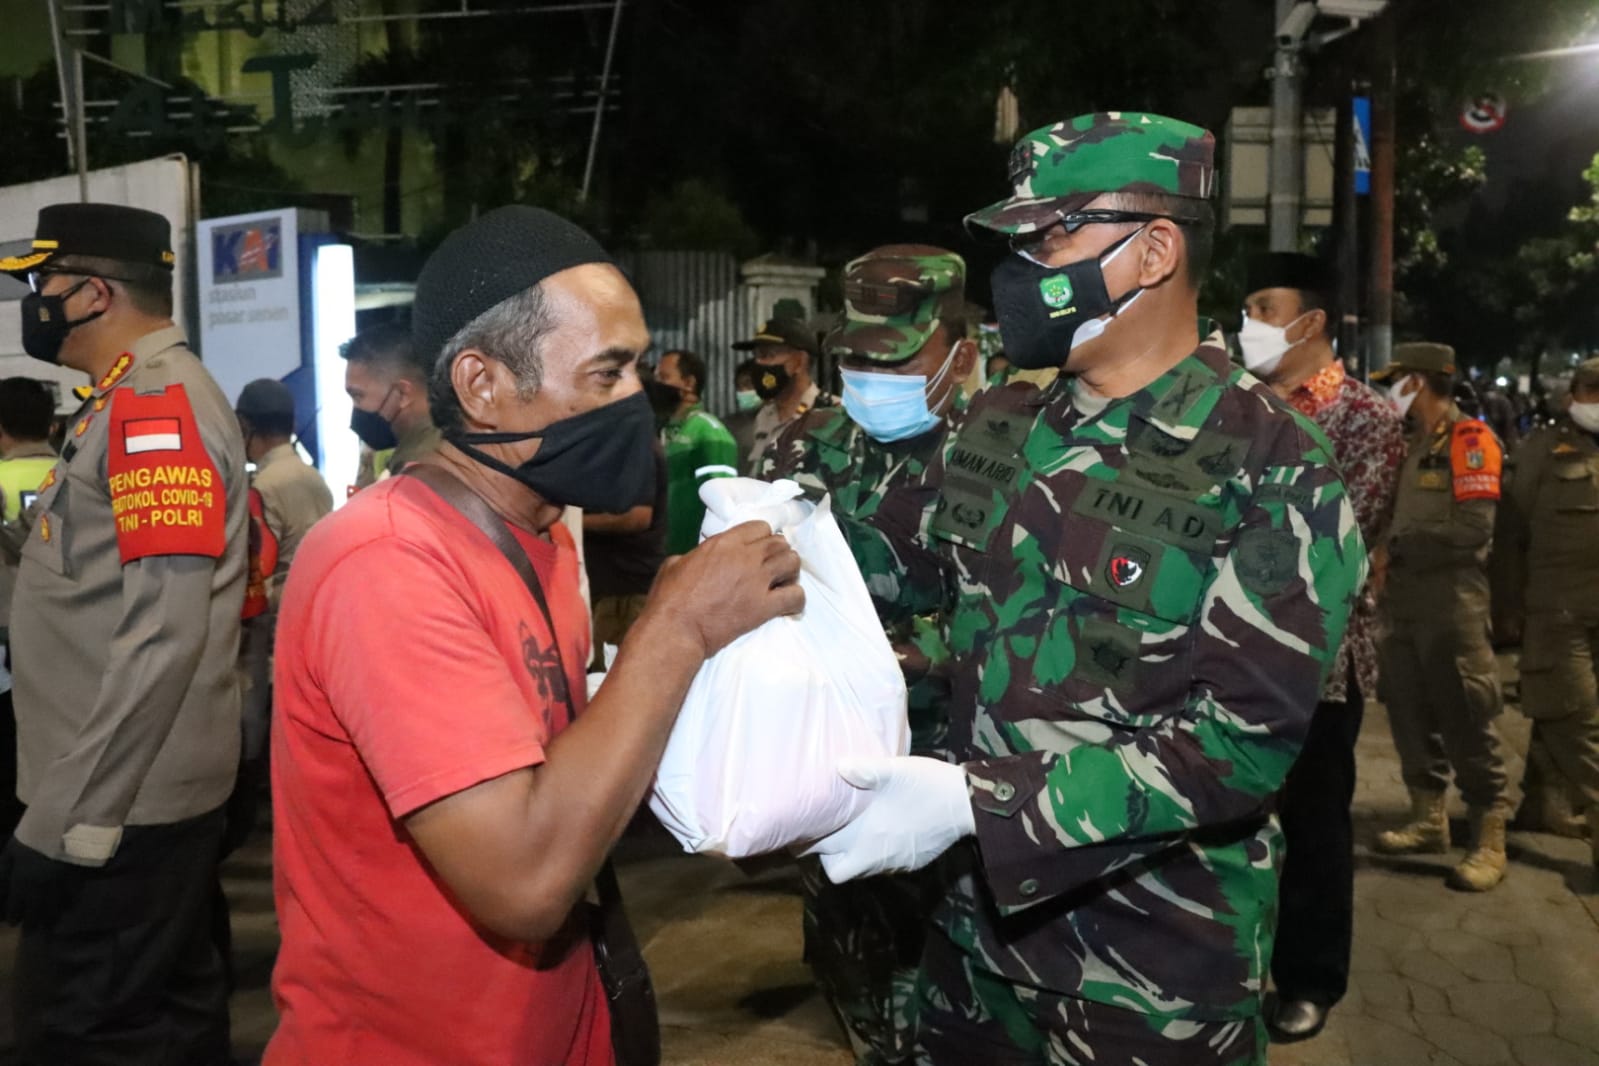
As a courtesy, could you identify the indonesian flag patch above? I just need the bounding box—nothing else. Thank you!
[106,384,225,563]
[123,417,183,454]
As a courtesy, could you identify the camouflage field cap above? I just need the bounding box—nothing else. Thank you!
[1573,356,1599,390]
[1370,342,1457,383]
[827,245,966,365]
[967,112,1216,235]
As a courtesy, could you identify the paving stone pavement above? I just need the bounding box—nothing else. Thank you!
[0,697,1592,1065]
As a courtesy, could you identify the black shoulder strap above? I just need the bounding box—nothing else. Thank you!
[403,463,629,904]
[403,463,569,705]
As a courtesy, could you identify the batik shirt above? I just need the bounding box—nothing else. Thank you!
[1285,361,1403,702]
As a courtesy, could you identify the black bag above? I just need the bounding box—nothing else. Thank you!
[404,463,661,1066]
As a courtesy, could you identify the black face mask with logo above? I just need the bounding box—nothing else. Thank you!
[751,363,792,402]
[446,389,656,514]
[21,278,103,365]
[988,229,1144,371]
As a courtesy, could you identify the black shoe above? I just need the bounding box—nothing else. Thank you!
[1268,999,1329,1044]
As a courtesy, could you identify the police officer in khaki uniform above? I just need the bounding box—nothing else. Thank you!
[1498,356,1599,870]
[1371,343,1511,891]
[0,203,247,1062]
[235,377,334,602]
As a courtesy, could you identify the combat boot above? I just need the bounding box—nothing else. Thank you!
[1511,787,1588,838]
[1448,807,1508,892]
[1374,789,1450,855]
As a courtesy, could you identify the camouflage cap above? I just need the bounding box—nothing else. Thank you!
[827,245,966,365]
[967,112,1216,235]
[1572,356,1599,390]
[1370,342,1457,383]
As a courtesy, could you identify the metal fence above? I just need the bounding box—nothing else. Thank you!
[615,249,753,417]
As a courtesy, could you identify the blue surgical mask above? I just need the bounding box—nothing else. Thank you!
[840,341,961,443]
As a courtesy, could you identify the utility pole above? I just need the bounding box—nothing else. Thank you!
[1333,90,1362,368]
[1269,0,1306,251]
[578,0,624,205]
[44,0,88,199]
[1368,7,1397,375]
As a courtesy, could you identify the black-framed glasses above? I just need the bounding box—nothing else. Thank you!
[1008,210,1200,252]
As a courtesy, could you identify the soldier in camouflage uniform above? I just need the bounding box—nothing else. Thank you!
[762,246,975,1065]
[809,114,1366,1066]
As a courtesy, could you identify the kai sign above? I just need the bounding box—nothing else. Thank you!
[197,209,302,405]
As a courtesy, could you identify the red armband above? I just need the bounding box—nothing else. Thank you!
[106,384,226,563]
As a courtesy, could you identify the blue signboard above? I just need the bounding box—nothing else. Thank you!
[1354,96,1373,196]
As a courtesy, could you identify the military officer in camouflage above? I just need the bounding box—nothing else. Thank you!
[1370,343,1511,892]
[1496,355,1599,870]
[761,246,976,1065]
[808,113,1366,1065]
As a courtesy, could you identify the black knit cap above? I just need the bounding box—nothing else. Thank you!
[1245,252,1337,300]
[411,205,614,370]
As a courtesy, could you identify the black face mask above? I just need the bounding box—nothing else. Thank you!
[752,363,792,401]
[446,389,656,514]
[21,278,103,365]
[350,404,399,451]
[989,230,1144,371]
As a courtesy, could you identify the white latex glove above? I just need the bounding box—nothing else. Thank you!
[808,755,975,882]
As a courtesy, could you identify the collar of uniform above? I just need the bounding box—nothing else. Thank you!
[2,441,59,461]
[1287,360,1346,418]
[93,325,187,397]
[257,441,299,470]
[792,381,821,416]
[804,405,854,448]
[665,401,705,431]
[1131,344,1228,442]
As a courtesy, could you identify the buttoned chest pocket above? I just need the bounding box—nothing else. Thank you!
[1545,459,1599,513]
[1015,480,1224,727]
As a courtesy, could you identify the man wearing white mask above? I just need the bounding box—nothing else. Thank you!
[759,245,973,1065]
[1239,253,1405,1040]
[1368,343,1512,893]
[1496,355,1599,874]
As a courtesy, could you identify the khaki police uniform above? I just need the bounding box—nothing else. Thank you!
[251,440,334,604]
[1379,403,1508,809]
[1501,417,1599,833]
[12,325,248,863]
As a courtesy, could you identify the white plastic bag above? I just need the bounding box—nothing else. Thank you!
[648,478,910,858]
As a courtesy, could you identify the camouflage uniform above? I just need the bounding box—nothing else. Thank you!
[761,248,966,1065]
[889,115,1364,1065]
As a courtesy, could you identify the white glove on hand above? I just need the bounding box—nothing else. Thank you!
[808,755,975,882]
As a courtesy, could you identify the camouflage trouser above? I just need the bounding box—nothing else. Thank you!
[799,857,944,1066]
[914,931,1266,1066]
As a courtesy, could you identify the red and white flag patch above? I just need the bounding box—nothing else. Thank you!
[123,417,183,455]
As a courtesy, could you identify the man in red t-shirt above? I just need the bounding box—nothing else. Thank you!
[268,206,803,1065]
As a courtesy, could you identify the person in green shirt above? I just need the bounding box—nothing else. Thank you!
[656,349,738,554]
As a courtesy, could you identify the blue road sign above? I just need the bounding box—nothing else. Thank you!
[1354,96,1373,196]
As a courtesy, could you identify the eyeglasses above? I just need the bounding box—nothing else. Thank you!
[25,270,84,295]
[1008,210,1199,253]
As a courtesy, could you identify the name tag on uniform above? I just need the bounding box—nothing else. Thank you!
[931,413,1032,551]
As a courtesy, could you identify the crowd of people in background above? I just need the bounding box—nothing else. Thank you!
[0,107,1593,1066]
